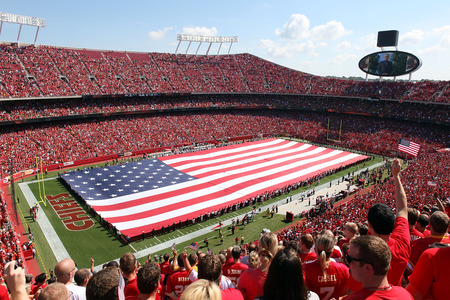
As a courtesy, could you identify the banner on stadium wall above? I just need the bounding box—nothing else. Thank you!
[23,169,35,176]
[63,161,74,166]
[1,168,36,184]
[1,177,10,185]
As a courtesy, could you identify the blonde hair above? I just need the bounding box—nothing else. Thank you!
[180,279,221,300]
[258,249,274,273]
[315,234,335,276]
[259,232,278,257]
[248,251,260,268]
[345,222,358,235]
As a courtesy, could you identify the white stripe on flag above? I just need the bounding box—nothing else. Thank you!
[84,139,367,235]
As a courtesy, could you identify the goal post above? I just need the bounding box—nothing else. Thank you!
[35,156,47,206]
[326,118,343,143]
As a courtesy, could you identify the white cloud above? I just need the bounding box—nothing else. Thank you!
[260,39,320,58]
[431,25,450,36]
[148,27,173,40]
[327,54,358,64]
[260,39,299,58]
[275,14,351,42]
[418,44,446,55]
[296,40,320,57]
[275,14,310,40]
[400,29,424,45]
[336,41,351,51]
[431,25,450,47]
[182,26,218,36]
[417,25,450,55]
[360,33,377,52]
[309,20,352,41]
[315,42,328,49]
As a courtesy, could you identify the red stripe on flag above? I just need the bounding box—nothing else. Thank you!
[398,139,420,157]
[89,139,368,236]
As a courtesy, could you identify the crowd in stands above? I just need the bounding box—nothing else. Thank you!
[3,158,449,299]
[0,109,447,177]
[0,94,447,124]
[0,42,448,299]
[0,43,448,103]
[0,195,24,283]
[0,116,447,299]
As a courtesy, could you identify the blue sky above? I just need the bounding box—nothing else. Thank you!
[2,1,450,80]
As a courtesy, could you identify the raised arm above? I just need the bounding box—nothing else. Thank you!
[5,261,28,300]
[392,159,407,219]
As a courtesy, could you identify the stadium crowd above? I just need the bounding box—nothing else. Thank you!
[0,109,448,177]
[2,160,449,300]
[0,42,448,300]
[0,94,447,123]
[0,43,449,102]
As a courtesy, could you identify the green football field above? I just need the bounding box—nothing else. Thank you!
[14,147,383,273]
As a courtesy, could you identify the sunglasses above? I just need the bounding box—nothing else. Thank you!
[345,255,372,266]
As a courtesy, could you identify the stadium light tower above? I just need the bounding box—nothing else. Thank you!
[175,34,238,55]
[0,12,46,46]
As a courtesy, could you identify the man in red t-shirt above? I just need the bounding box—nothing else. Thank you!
[366,159,410,286]
[160,253,171,274]
[338,222,358,249]
[197,254,243,300]
[120,252,139,298]
[407,246,450,299]
[407,211,450,273]
[299,234,317,264]
[408,208,424,242]
[125,263,161,300]
[30,273,47,296]
[166,255,190,299]
[222,246,248,287]
[345,235,413,299]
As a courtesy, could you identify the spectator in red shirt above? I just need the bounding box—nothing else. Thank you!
[237,249,272,300]
[160,253,171,279]
[406,246,450,299]
[367,159,410,286]
[303,233,349,300]
[125,263,161,300]
[415,214,430,237]
[222,246,248,287]
[120,252,139,298]
[338,222,359,249]
[408,208,424,242]
[166,254,190,299]
[30,273,47,296]
[299,234,317,264]
[197,254,243,300]
[407,211,450,273]
[345,235,413,299]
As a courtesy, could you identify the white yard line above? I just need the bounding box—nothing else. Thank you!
[19,182,71,262]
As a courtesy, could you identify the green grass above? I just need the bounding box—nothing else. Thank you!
[13,142,384,272]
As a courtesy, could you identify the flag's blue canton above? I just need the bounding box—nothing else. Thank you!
[61,159,197,200]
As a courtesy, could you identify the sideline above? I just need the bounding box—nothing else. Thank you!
[19,182,71,262]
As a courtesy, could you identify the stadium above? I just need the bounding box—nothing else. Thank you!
[0,6,449,300]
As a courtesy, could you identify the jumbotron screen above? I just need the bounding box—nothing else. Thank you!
[359,51,421,77]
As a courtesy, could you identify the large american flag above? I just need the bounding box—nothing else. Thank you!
[398,139,420,157]
[61,139,368,237]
